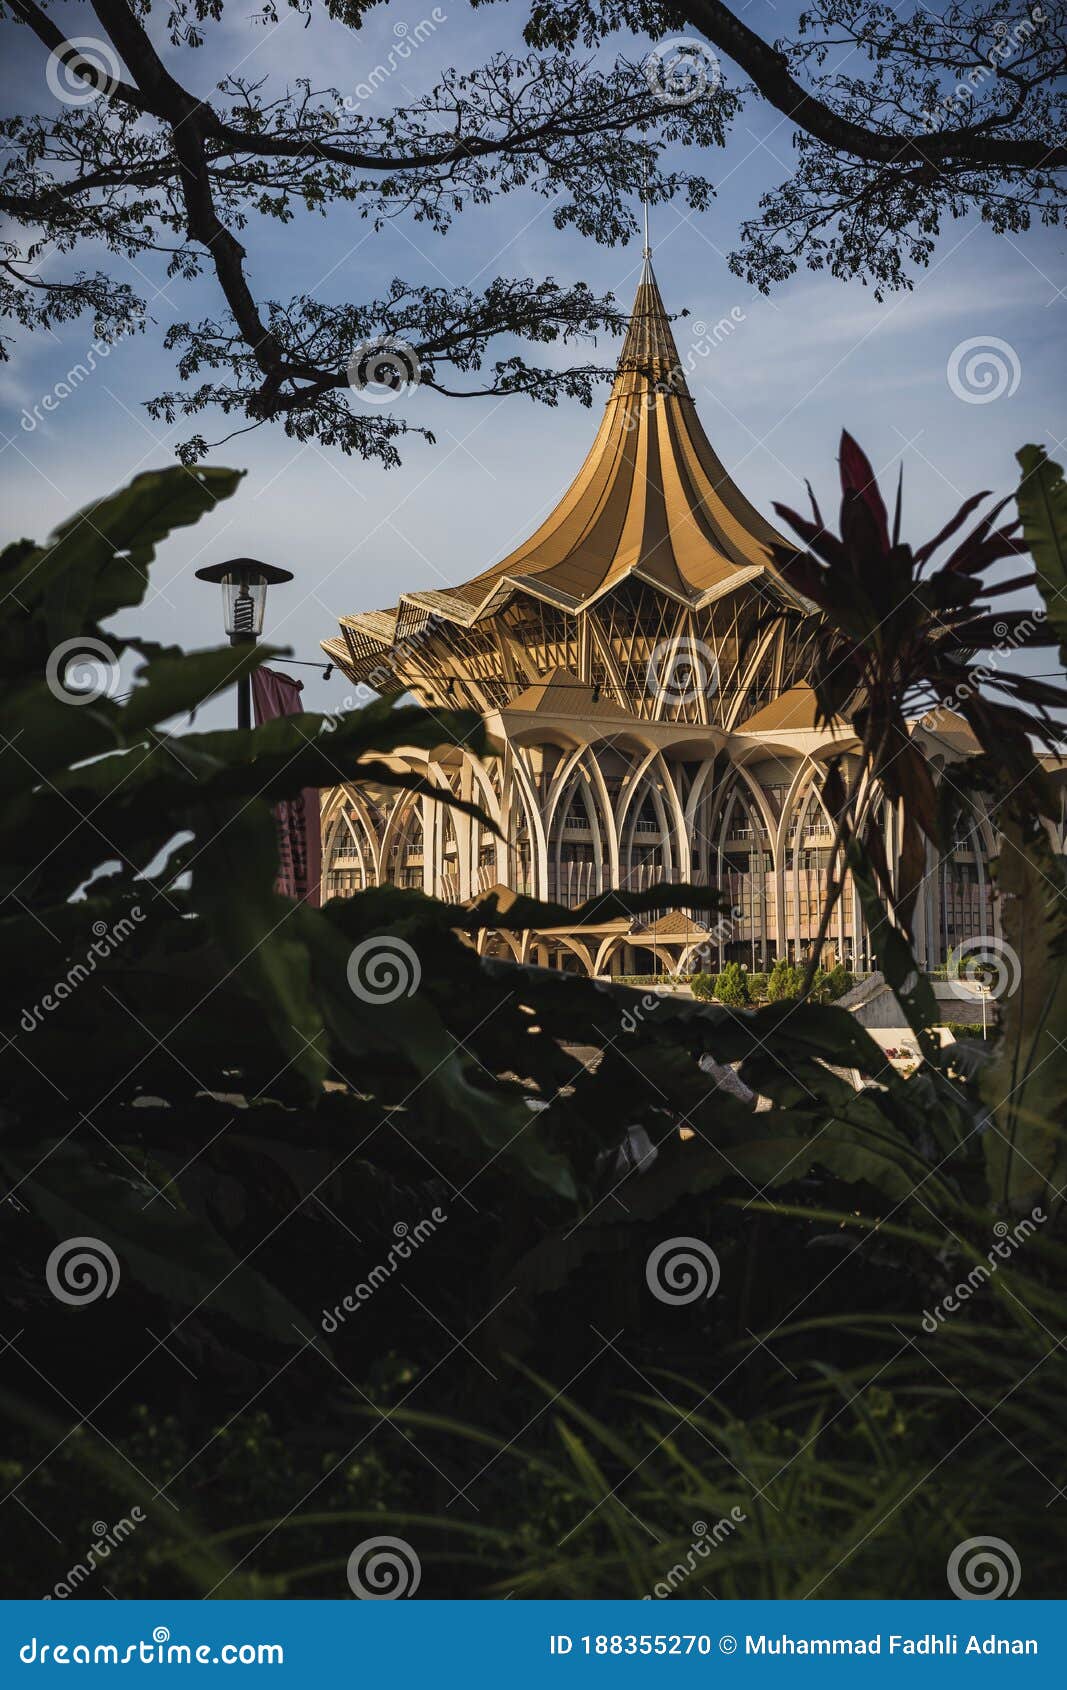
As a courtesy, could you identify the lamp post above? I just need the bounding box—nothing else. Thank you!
[194,557,294,729]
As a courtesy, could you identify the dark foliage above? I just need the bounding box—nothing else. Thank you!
[1,460,1065,1599]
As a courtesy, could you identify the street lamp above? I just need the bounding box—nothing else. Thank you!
[195,557,294,729]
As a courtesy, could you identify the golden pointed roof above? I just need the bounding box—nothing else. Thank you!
[333,259,804,676]
[427,259,790,616]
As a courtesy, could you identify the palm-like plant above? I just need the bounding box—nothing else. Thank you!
[770,433,1066,962]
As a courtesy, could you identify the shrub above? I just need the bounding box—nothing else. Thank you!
[713,962,750,1007]
[766,958,803,1001]
[689,972,717,1001]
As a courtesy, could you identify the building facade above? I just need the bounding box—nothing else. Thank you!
[321,258,1061,976]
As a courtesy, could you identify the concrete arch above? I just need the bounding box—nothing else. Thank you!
[504,745,551,900]
[620,766,674,889]
[709,770,775,966]
[545,747,620,892]
[543,933,597,976]
[379,790,426,889]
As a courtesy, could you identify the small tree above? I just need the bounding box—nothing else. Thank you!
[766,959,803,1003]
[689,972,717,1002]
[713,963,750,1008]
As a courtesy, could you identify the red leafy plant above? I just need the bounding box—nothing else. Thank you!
[769,432,1066,953]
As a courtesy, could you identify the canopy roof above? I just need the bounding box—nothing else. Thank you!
[333,256,802,661]
[451,257,788,611]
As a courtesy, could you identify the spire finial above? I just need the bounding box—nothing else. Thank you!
[641,160,652,262]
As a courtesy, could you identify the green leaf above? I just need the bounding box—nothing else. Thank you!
[845,837,939,1057]
[184,795,327,1098]
[0,1131,308,1345]
[5,466,243,643]
[122,643,284,731]
[1016,445,1067,668]
[461,881,729,932]
[981,815,1067,1216]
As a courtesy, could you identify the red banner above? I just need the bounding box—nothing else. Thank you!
[251,668,321,908]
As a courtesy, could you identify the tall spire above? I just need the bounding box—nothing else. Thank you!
[614,254,687,394]
[641,162,652,272]
[331,256,799,667]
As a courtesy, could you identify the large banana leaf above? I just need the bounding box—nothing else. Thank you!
[3,466,243,644]
[981,816,1067,1215]
[1016,444,1067,668]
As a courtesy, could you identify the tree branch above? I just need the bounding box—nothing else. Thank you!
[678,0,1066,168]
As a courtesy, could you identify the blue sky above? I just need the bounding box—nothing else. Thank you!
[2,1,1065,727]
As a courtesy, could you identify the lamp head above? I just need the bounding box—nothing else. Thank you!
[195,557,294,641]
